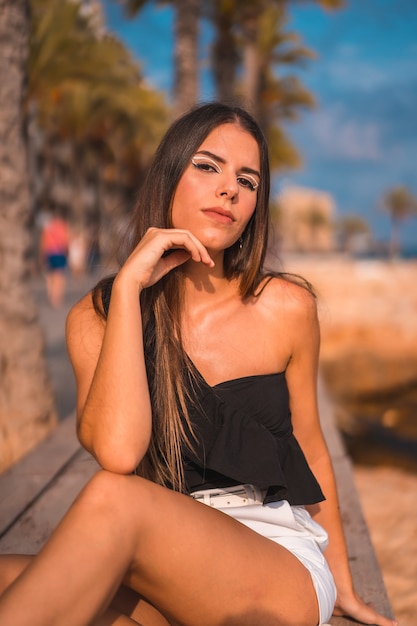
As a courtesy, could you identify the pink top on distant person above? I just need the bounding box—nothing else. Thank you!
[41,217,70,255]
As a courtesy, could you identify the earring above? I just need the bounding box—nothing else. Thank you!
[239,236,243,250]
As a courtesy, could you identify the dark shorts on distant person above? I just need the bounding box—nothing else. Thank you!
[45,253,68,271]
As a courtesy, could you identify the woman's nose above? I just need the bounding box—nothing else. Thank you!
[216,174,238,199]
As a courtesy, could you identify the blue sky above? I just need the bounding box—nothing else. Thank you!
[102,0,417,249]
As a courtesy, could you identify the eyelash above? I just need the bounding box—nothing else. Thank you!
[191,157,259,192]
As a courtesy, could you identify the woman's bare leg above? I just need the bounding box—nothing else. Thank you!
[0,555,31,594]
[0,555,169,626]
[0,556,138,625]
[0,471,319,626]
[112,586,171,626]
[46,269,66,308]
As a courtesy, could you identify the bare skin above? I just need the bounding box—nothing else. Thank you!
[0,555,168,626]
[0,473,319,625]
[0,123,397,626]
[46,268,66,309]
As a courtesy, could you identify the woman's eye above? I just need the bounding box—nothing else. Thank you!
[191,156,220,173]
[194,162,215,172]
[238,176,259,192]
[191,155,259,191]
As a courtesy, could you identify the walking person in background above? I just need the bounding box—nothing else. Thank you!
[39,210,70,308]
[0,103,397,626]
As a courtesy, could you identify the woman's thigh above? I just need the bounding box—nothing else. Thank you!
[0,555,170,626]
[99,473,319,626]
[112,585,171,626]
[0,555,32,594]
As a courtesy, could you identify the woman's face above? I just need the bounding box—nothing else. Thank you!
[170,123,260,254]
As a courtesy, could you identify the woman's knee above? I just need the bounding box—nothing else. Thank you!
[75,471,155,532]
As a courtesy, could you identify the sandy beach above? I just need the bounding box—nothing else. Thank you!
[354,465,417,626]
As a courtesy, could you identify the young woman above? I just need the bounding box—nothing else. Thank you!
[0,103,396,626]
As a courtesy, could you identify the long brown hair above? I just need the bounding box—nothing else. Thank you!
[94,102,275,491]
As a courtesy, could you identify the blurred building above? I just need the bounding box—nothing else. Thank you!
[277,185,336,253]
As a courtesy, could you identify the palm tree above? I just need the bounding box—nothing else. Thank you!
[117,0,200,115]
[28,0,168,261]
[206,0,339,169]
[248,5,316,169]
[172,0,200,116]
[208,1,240,104]
[301,204,331,252]
[117,0,344,167]
[338,214,370,254]
[208,0,343,108]
[380,186,417,258]
[0,0,56,473]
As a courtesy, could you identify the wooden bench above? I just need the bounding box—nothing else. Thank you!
[316,379,394,624]
[0,382,393,625]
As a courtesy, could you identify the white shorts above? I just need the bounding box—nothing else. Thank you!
[191,486,336,625]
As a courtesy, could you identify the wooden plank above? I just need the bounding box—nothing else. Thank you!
[0,414,80,538]
[328,455,394,625]
[0,448,98,553]
[319,379,394,625]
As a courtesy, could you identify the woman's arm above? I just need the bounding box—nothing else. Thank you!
[66,227,214,474]
[66,278,152,474]
[284,286,396,626]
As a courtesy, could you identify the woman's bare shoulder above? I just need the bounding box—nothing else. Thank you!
[66,291,105,358]
[66,291,100,327]
[259,274,317,320]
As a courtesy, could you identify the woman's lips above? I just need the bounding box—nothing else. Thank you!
[202,208,235,225]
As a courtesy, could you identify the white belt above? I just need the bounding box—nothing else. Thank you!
[190,484,266,508]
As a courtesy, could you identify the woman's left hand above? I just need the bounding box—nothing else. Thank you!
[333,588,397,626]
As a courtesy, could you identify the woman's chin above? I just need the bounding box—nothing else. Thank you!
[200,233,239,254]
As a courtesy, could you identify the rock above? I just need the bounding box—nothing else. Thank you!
[279,255,417,411]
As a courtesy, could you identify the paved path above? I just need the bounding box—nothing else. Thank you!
[30,269,105,420]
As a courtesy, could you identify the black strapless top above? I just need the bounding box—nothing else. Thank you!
[182,365,325,506]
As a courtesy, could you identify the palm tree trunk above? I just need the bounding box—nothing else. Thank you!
[173,0,200,117]
[240,9,261,118]
[0,0,56,473]
[211,7,239,103]
[389,216,401,259]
